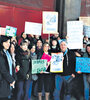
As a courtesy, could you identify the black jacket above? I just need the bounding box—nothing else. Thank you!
[0,50,16,98]
[61,50,76,76]
[16,47,30,81]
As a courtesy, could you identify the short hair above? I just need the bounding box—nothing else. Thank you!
[20,40,27,46]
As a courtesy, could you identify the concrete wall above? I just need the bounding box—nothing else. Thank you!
[63,0,81,37]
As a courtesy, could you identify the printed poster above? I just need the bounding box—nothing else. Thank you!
[76,57,90,73]
[5,26,17,37]
[67,21,83,49]
[50,53,63,73]
[32,59,47,74]
[43,11,58,34]
[25,22,42,35]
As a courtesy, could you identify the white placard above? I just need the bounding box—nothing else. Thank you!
[50,53,63,73]
[67,21,83,49]
[25,22,42,35]
[0,27,5,35]
[43,11,58,34]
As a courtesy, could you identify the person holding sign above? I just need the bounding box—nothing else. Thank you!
[77,44,90,100]
[38,42,51,100]
[54,41,76,100]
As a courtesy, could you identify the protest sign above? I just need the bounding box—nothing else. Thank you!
[43,11,58,34]
[32,59,47,74]
[83,25,90,38]
[50,53,63,73]
[79,17,90,37]
[67,21,83,49]
[24,22,42,35]
[5,26,17,37]
[76,57,90,73]
[0,27,5,35]
[79,17,90,26]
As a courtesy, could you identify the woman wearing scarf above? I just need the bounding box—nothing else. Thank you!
[0,36,16,100]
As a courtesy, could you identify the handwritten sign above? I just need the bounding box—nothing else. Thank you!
[76,57,90,73]
[32,59,47,74]
[43,11,58,34]
[67,21,83,49]
[24,22,42,35]
[5,26,17,37]
[0,27,5,35]
[83,25,90,38]
[50,53,63,73]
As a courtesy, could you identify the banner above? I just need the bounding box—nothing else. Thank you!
[50,53,63,73]
[24,22,42,35]
[5,26,17,37]
[43,11,58,34]
[67,21,83,49]
[32,59,47,74]
[0,27,5,35]
[76,57,90,73]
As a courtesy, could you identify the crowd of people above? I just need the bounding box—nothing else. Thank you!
[0,32,90,100]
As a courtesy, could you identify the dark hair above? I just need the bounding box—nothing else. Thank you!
[20,40,27,46]
[86,44,90,53]
[28,43,35,50]
[1,36,11,43]
[37,39,43,43]
[0,36,11,50]
[21,32,27,39]
[9,42,15,53]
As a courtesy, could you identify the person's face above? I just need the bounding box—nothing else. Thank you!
[3,39,10,50]
[10,44,15,54]
[54,34,59,38]
[31,45,35,53]
[20,43,28,51]
[52,40,57,46]
[87,46,90,53]
[43,44,49,52]
[60,41,67,52]
[22,33,27,39]
[37,40,42,47]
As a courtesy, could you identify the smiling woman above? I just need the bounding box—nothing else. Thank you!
[0,36,17,100]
